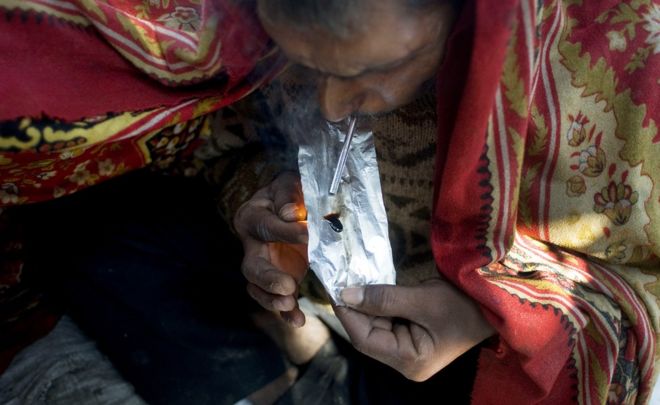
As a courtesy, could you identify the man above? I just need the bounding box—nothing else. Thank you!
[235,0,660,403]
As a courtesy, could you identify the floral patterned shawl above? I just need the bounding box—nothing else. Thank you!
[0,0,285,206]
[433,0,659,403]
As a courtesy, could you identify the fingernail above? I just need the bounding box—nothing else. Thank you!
[341,287,364,307]
[295,207,306,221]
[275,297,293,312]
[281,311,291,321]
[281,312,304,328]
[280,204,297,221]
[280,204,305,221]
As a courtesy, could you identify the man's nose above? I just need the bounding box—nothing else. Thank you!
[318,76,364,122]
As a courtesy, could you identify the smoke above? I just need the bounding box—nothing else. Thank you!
[263,65,329,147]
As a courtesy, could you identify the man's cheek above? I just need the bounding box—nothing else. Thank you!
[374,84,421,113]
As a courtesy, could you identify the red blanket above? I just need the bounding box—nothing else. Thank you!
[433,0,659,403]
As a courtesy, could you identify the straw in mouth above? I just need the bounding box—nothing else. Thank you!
[328,116,357,195]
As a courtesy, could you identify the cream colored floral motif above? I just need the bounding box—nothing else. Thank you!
[578,145,606,177]
[59,151,75,160]
[97,159,116,176]
[607,31,628,51]
[593,177,639,225]
[566,112,589,146]
[605,240,628,263]
[642,4,660,54]
[595,1,657,73]
[173,122,186,135]
[53,187,66,199]
[157,6,200,32]
[68,162,99,186]
[566,175,587,197]
[0,184,19,205]
[36,171,56,180]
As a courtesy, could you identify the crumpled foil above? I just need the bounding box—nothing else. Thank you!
[298,121,396,305]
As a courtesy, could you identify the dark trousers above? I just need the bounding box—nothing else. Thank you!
[19,171,286,405]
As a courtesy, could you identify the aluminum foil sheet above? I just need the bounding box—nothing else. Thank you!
[298,121,396,305]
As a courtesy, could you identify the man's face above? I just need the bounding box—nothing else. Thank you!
[258,0,456,122]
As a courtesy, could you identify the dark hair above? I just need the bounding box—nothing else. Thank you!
[258,0,446,37]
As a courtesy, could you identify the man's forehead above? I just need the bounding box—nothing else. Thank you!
[272,18,428,78]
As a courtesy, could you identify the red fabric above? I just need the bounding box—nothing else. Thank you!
[433,0,658,402]
[432,1,564,402]
[432,0,505,270]
[432,2,576,402]
[432,2,512,268]
[0,1,275,121]
[0,1,287,207]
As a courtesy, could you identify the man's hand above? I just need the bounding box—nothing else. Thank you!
[334,279,495,381]
[234,171,309,327]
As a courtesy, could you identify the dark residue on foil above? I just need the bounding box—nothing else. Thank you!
[323,213,343,233]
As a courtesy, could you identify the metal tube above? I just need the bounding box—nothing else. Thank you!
[328,116,357,195]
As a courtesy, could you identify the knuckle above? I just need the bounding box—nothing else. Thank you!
[266,295,278,310]
[234,197,276,238]
[394,347,430,382]
[268,280,283,295]
[259,299,274,311]
[399,347,419,365]
[240,258,257,279]
[255,220,274,242]
[241,259,271,287]
[233,202,252,234]
[370,287,398,311]
[240,260,252,279]
[247,286,274,311]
